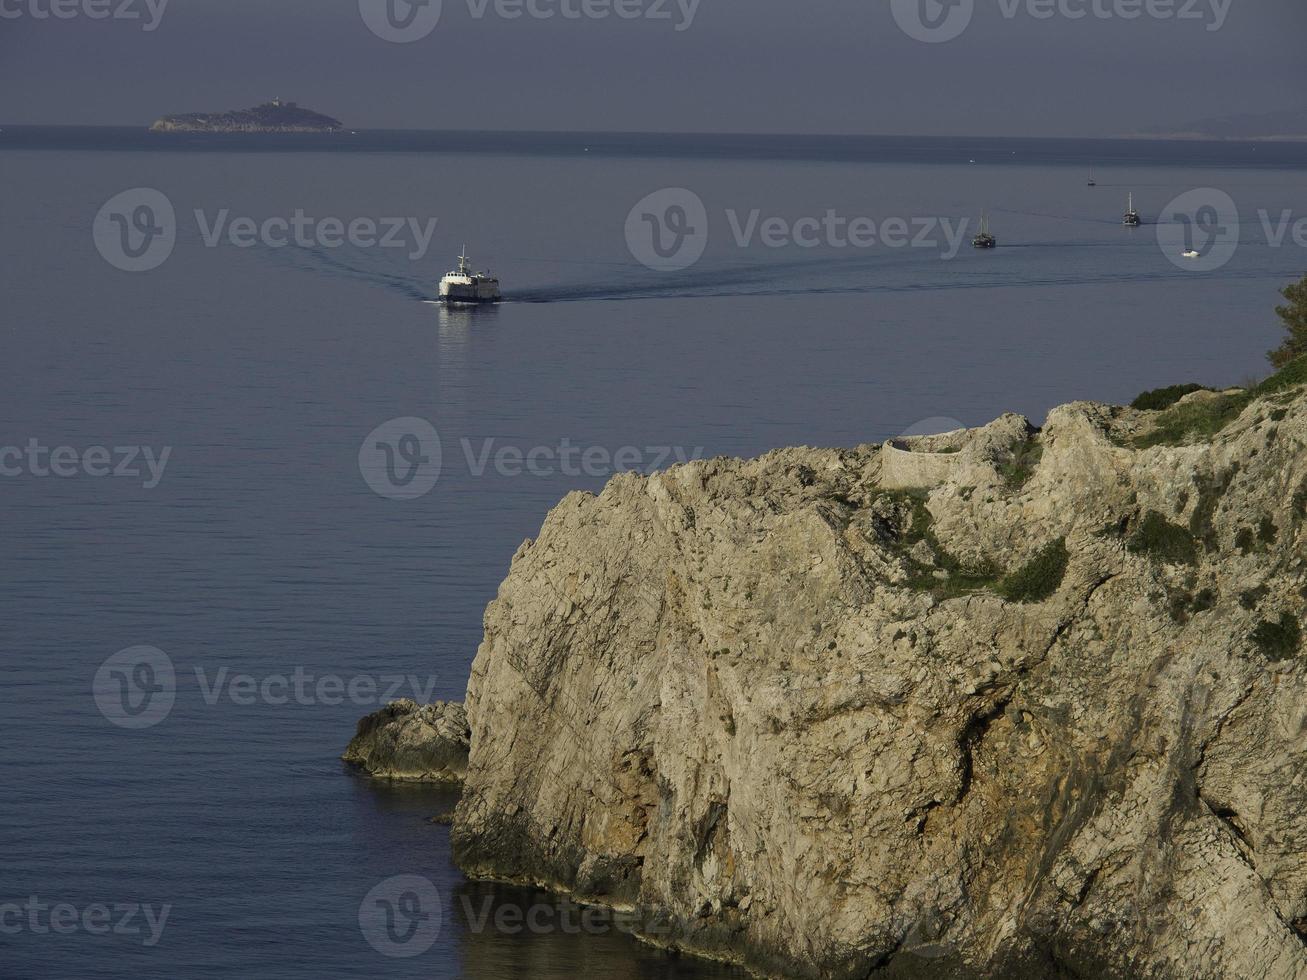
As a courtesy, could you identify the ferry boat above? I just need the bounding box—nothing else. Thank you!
[972,211,997,249]
[1123,193,1141,227]
[439,247,501,304]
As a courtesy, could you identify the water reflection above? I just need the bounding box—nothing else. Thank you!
[349,771,748,978]
[434,302,499,417]
[453,880,750,979]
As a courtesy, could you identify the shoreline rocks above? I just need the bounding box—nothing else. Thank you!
[342,699,470,782]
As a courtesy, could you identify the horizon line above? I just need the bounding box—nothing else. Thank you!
[3,123,1306,144]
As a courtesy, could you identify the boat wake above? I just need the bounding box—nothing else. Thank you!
[257,237,1275,309]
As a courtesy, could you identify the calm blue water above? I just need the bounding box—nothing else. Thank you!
[2,128,1305,979]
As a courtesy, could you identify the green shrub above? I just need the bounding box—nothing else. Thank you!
[1252,614,1302,661]
[1269,276,1307,368]
[1240,586,1268,610]
[1133,391,1252,448]
[1256,354,1307,394]
[1189,466,1239,551]
[998,538,1070,603]
[999,440,1044,491]
[1131,383,1209,411]
[1258,516,1278,545]
[1132,356,1307,449]
[1128,511,1199,565]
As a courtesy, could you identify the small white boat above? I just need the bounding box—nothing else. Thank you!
[1182,250,1201,259]
[439,247,500,304]
[1123,193,1141,227]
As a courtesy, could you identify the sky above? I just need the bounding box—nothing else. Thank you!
[2,0,1305,136]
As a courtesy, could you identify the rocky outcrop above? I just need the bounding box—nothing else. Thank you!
[343,699,469,782]
[448,373,1307,979]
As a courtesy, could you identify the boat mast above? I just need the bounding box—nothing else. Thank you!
[458,245,470,276]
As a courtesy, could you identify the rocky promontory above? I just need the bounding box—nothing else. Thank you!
[343,699,469,782]
[149,100,342,133]
[357,360,1307,978]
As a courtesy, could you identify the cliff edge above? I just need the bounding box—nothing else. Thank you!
[447,365,1307,979]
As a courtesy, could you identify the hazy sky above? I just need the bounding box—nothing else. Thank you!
[2,0,1305,135]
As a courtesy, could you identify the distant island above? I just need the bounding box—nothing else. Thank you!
[1136,106,1307,142]
[149,99,343,134]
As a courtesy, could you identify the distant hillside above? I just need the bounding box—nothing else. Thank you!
[150,100,342,134]
[1139,107,1307,141]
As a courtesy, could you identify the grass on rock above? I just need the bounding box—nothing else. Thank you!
[997,538,1070,604]
[1128,512,1199,565]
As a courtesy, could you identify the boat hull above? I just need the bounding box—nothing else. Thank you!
[439,278,501,304]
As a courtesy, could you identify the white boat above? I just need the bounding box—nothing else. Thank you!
[439,247,500,304]
[1182,249,1201,259]
[1123,193,1141,227]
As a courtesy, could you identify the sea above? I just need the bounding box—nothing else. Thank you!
[2,126,1305,979]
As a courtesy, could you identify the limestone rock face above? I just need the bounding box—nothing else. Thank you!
[343,699,470,782]
[450,390,1307,979]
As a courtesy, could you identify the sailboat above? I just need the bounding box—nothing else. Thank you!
[1087,169,1096,187]
[972,211,997,249]
[1123,193,1141,227]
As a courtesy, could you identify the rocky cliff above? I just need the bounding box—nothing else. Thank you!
[441,365,1307,978]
